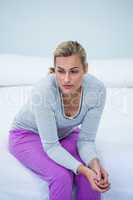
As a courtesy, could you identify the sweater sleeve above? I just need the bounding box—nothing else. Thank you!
[77,85,106,167]
[31,87,82,175]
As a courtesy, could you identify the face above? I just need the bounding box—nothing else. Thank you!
[55,54,87,95]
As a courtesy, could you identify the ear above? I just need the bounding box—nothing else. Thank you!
[84,63,89,74]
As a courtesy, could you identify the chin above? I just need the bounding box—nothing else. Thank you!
[60,87,74,95]
[62,90,72,95]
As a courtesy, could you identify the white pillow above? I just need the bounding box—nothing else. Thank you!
[0,54,52,86]
[89,59,133,87]
[96,88,133,144]
[0,54,133,87]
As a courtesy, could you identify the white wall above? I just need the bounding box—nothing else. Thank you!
[0,0,132,59]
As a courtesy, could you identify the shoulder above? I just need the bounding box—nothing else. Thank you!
[33,74,56,90]
[31,74,57,104]
[32,74,56,93]
[83,74,106,108]
[83,73,106,92]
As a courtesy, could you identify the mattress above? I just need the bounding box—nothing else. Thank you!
[0,86,133,200]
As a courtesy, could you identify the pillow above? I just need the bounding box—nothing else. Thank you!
[96,88,133,144]
[89,59,133,87]
[0,54,133,87]
[0,54,52,86]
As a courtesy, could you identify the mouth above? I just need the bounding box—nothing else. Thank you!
[63,85,73,89]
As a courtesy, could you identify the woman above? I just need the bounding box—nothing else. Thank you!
[8,41,110,200]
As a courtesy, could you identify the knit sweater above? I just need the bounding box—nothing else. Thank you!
[10,73,106,175]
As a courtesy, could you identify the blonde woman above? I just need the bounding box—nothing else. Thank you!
[8,41,110,200]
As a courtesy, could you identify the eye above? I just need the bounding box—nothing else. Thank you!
[70,70,79,74]
[57,70,65,73]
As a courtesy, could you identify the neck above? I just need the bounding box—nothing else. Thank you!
[61,86,82,99]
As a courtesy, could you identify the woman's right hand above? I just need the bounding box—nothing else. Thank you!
[77,164,110,193]
[84,167,110,193]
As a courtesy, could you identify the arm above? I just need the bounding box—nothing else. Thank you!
[77,84,106,167]
[31,87,82,175]
[76,85,110,192]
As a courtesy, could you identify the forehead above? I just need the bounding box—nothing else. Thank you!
[55,54,82,69]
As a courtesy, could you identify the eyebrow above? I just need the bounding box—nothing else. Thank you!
[56,66,79,70]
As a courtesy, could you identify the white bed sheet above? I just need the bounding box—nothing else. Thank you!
[0,86,133,200]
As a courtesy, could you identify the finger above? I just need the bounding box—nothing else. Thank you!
[91,180,110,193]
[92,182,103,192]
[96,178,110,186]
[92,169,101,181]
[94,183,110,193]
[101,171,109,184]
[101,186,111,193]
[97,182,110,189]
[96,182,111,192]
[95,179,110,188]
[96,171,102,181]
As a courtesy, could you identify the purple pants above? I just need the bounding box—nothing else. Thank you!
[8,127,101,200]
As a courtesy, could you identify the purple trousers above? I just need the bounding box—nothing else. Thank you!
[8,127,101,200]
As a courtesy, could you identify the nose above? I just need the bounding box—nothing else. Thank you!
[64,72,71,83]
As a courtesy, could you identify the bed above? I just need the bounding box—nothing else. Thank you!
[0,54,133,200]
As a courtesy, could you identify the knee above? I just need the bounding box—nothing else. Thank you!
[53,169,73,186]
[49,169,74,199]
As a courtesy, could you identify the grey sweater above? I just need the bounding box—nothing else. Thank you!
[10,73,106,175]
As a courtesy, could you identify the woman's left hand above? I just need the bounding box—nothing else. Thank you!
[89,159,111,191]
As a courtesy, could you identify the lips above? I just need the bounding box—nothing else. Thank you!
[63,85,73,89]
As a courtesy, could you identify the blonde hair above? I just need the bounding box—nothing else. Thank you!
[48,40,88,74]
